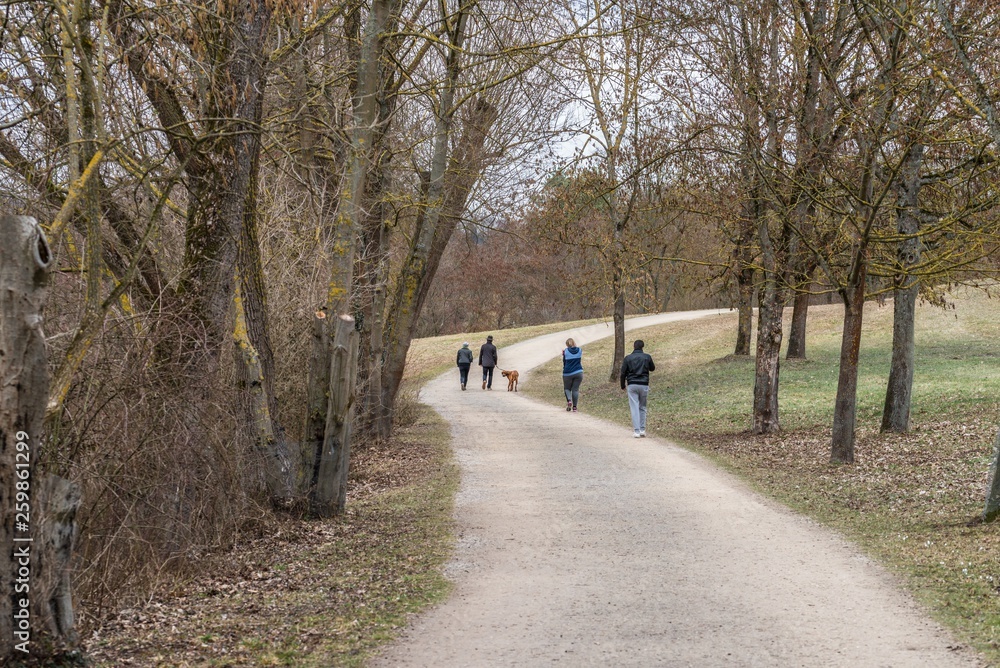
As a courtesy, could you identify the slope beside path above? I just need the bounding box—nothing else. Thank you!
[374,311,982,667]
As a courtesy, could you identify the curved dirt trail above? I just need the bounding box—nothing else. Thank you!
[373,311,982,667]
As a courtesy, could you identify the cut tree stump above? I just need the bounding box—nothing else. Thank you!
[1,215,81,657]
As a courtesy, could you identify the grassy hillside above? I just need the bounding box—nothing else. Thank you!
[525,288,1000,663]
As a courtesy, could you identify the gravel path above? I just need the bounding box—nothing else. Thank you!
[373,311,983,667]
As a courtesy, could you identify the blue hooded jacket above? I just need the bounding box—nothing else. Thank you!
[562,346,583,376]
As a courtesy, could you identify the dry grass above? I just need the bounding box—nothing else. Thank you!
[401,317,606,387]
[84,405,457,667]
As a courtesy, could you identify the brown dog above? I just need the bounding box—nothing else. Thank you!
[501,369,519,392]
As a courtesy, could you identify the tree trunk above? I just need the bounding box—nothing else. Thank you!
[881,280,917,433]
[307,0,401,450]
[413,99,499,331]
[982,424,1000,522]
[356,79,401,436]
[235,129,292,501]
[324,0,402,318]
[609,262,627,383]
[829,2,904,460]
[1,215,80,656]
[751,150,787,435]
[175,0,273,366]
[35,475,81,648]
[733,114,761,357]
[375,99,497,436]
[299,310,331,499]
[607,172,628,384]
[753,281,783,434]
[233,272,290,501]
[786,272,813,359]
[311,315,359,517]
[376,10,489,432]
[734,269,754,356]
[881,142,925,433]
[785,0,846,363]
[831,261,867,464]
[356,186,389,436]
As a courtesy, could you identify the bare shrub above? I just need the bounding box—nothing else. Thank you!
[46,308,275,629]
[390,383,425,433]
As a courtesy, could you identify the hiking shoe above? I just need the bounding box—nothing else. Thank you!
[639,431,646,437]
[566,402,572,412]
[461,383,466,390]
[482,381,486,390]
[572,406,578,412]
[633,432,641,438]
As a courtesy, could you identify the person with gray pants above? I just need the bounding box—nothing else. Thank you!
[619,340,656,438]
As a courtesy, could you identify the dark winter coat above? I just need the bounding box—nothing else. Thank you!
[620,350,656,389]
[457,346,474,365]
[478,342,498,368]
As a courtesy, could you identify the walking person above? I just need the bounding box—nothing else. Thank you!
[620,339,656,438]
[456,342,473,390]
[479,335,498,390]
[562,338,583,412]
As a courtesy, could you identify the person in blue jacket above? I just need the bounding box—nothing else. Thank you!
[562,338,583,412]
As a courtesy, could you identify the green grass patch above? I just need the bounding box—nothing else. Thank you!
[524,289,1000,663]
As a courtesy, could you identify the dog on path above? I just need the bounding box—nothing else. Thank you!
[501,369,519,392]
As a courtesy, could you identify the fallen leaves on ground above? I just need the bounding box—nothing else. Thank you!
[84,411,455,667]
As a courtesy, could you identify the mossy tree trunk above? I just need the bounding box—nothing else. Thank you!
[881,142,925,433]
[312,315,360,516]
[377,98,497,436]
[302,0,401,497]
[109,0,285,501]
[377,5,480,437]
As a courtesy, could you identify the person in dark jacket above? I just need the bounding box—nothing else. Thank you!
[478,335,498,390]
[456,342,474,390]
[619,339,656,437]
[562,338,583,412]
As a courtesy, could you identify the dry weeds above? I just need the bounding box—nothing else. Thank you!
[84,406,457,667]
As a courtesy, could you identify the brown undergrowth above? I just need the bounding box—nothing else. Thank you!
[77,316,604,666]
[83,404,457,667]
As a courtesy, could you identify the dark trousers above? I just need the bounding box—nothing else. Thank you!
[458,363,471,386]
[563,373,583,407]
[482,365,495,388]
